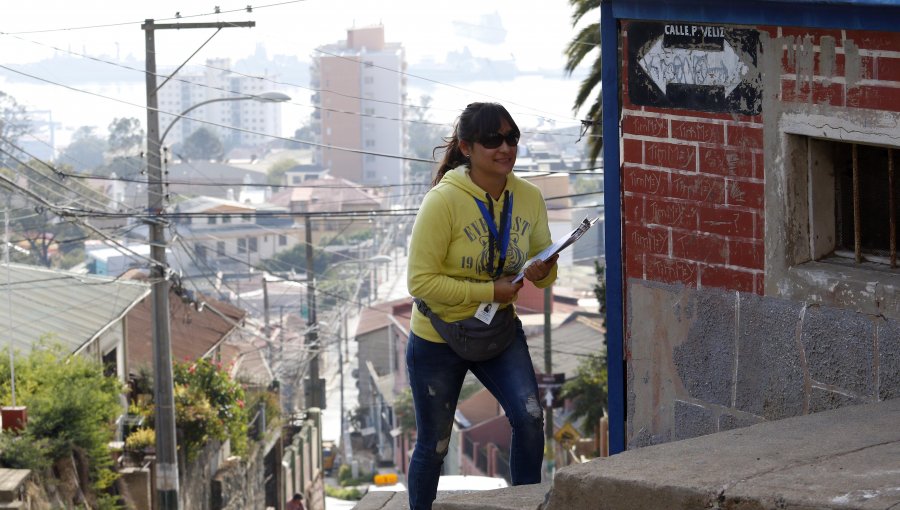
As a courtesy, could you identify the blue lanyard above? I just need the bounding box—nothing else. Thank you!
[474,191,513,277]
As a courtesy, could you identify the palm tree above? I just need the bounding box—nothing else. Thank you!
[565,0,603,165]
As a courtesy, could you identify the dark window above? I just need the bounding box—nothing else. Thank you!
[833,143,898,266]
[249,237,258,253]
[238,238,247,254]
[216,241,226,256]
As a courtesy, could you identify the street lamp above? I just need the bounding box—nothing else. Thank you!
[145,86,289,509]
[160,91,292,146]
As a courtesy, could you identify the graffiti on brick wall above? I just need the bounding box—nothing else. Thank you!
[628,21,761,115]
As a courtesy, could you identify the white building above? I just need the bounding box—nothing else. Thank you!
[311,26,407,188]
[169,195,300,279]
[157,58,284,152]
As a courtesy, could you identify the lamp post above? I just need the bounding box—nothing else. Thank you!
[160,91,291,146]
[144,53,288,507]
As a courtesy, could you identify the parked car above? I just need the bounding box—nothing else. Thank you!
[322,440,336,474]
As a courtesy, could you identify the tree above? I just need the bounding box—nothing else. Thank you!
[565,0,603,164]
[559,353,607,439]
[0,159,99,267]
[107,117,144,156]
[59,126,106,172]
[0,91,31,169]
[0,343,124,495]
[179,127,224,161]
[559,261,609,450]
[406,95,445,185]
[268,157,299,186]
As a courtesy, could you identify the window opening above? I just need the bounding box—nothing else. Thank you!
[834,143,898,267]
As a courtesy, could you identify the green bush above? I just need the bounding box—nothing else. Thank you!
[173,358,249,460]
[336,463,372,487]
[124,428,155,451]
[0,343,123,492]
[325,484,363,501]
[0,432,53,471]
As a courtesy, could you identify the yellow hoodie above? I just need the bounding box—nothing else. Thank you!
[407,166,557,343]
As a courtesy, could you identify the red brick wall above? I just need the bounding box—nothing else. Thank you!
[620,23,900,295]
[621,37,765,295]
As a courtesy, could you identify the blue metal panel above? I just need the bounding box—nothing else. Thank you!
[601,0,626,456]
[612,0,900,31]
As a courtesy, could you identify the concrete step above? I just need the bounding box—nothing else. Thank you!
[355,399,900,509]
[353,482,550,510]
[543,399,900,510]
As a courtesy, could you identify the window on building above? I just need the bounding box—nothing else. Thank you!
[241,213,252,222]
[279,235,287,246]
[249,237,258,253]
[832,143,898,267]
[222,215,232,224]
[804,138,899,268]
[208,216,217,225]
[364,108,376,116]
[365,139,376,148]
[217,241,226,257]
[364,76,374,84]
[238,238,247,254]
[771,127,900,319]
[195,243,206,261]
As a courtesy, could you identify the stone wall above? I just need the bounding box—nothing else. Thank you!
[627,281,900,447]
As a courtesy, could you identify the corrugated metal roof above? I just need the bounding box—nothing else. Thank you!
[0,264,150,353]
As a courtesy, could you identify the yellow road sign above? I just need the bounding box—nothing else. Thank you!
[554,422,581,445]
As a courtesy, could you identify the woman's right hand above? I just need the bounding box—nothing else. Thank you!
[493,275,524,304]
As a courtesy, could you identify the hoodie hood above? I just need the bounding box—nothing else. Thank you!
[439,165,521,203]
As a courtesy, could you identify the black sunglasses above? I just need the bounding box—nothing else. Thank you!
[476,131,520,149]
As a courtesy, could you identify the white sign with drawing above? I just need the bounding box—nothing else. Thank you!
[639,36,748,96]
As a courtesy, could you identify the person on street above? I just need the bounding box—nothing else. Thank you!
[286,492,304,510]
[405,102,558,510]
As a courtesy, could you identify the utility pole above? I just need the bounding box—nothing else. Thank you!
[544,286,553,469]
[305,215,323,408]
[142,18,254,510]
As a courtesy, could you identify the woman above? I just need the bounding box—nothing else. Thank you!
[406,102,558,509]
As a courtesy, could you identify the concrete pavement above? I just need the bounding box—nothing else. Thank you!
[354,398,900,509]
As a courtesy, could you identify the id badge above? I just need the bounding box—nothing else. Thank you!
[474,302,500,324]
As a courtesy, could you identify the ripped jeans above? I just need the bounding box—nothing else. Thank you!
[405,319,544,510]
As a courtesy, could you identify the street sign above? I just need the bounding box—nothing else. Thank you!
[536,372,565,409]
[628,21,761,115]
[554,422,581,446]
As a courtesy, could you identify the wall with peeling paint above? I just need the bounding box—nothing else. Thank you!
[622,19,900,447]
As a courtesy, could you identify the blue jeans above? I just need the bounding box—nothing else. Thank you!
[405,320,544,510]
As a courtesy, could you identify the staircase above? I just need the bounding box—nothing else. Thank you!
[354,398,900,509]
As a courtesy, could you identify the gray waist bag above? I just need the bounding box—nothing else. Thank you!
[415,299,517,361]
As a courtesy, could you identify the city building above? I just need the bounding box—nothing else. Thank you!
[310,26,408,188]
[157,58,284,152]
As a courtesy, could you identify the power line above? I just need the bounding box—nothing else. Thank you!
[0,1,305,35]
[0,27,599,139]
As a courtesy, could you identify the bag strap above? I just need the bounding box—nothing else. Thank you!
[414,298,436,320]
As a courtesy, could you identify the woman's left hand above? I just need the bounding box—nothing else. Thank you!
[524,254,558,283]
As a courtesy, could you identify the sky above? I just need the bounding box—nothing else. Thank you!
[0,0,596,144]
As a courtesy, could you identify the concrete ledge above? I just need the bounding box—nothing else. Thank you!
[543,399,900,510]
[354,483,551,510]
[433,482,550,510]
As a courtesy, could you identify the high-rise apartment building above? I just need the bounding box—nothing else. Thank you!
[311,26,407,187]
[157,58,284,153]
